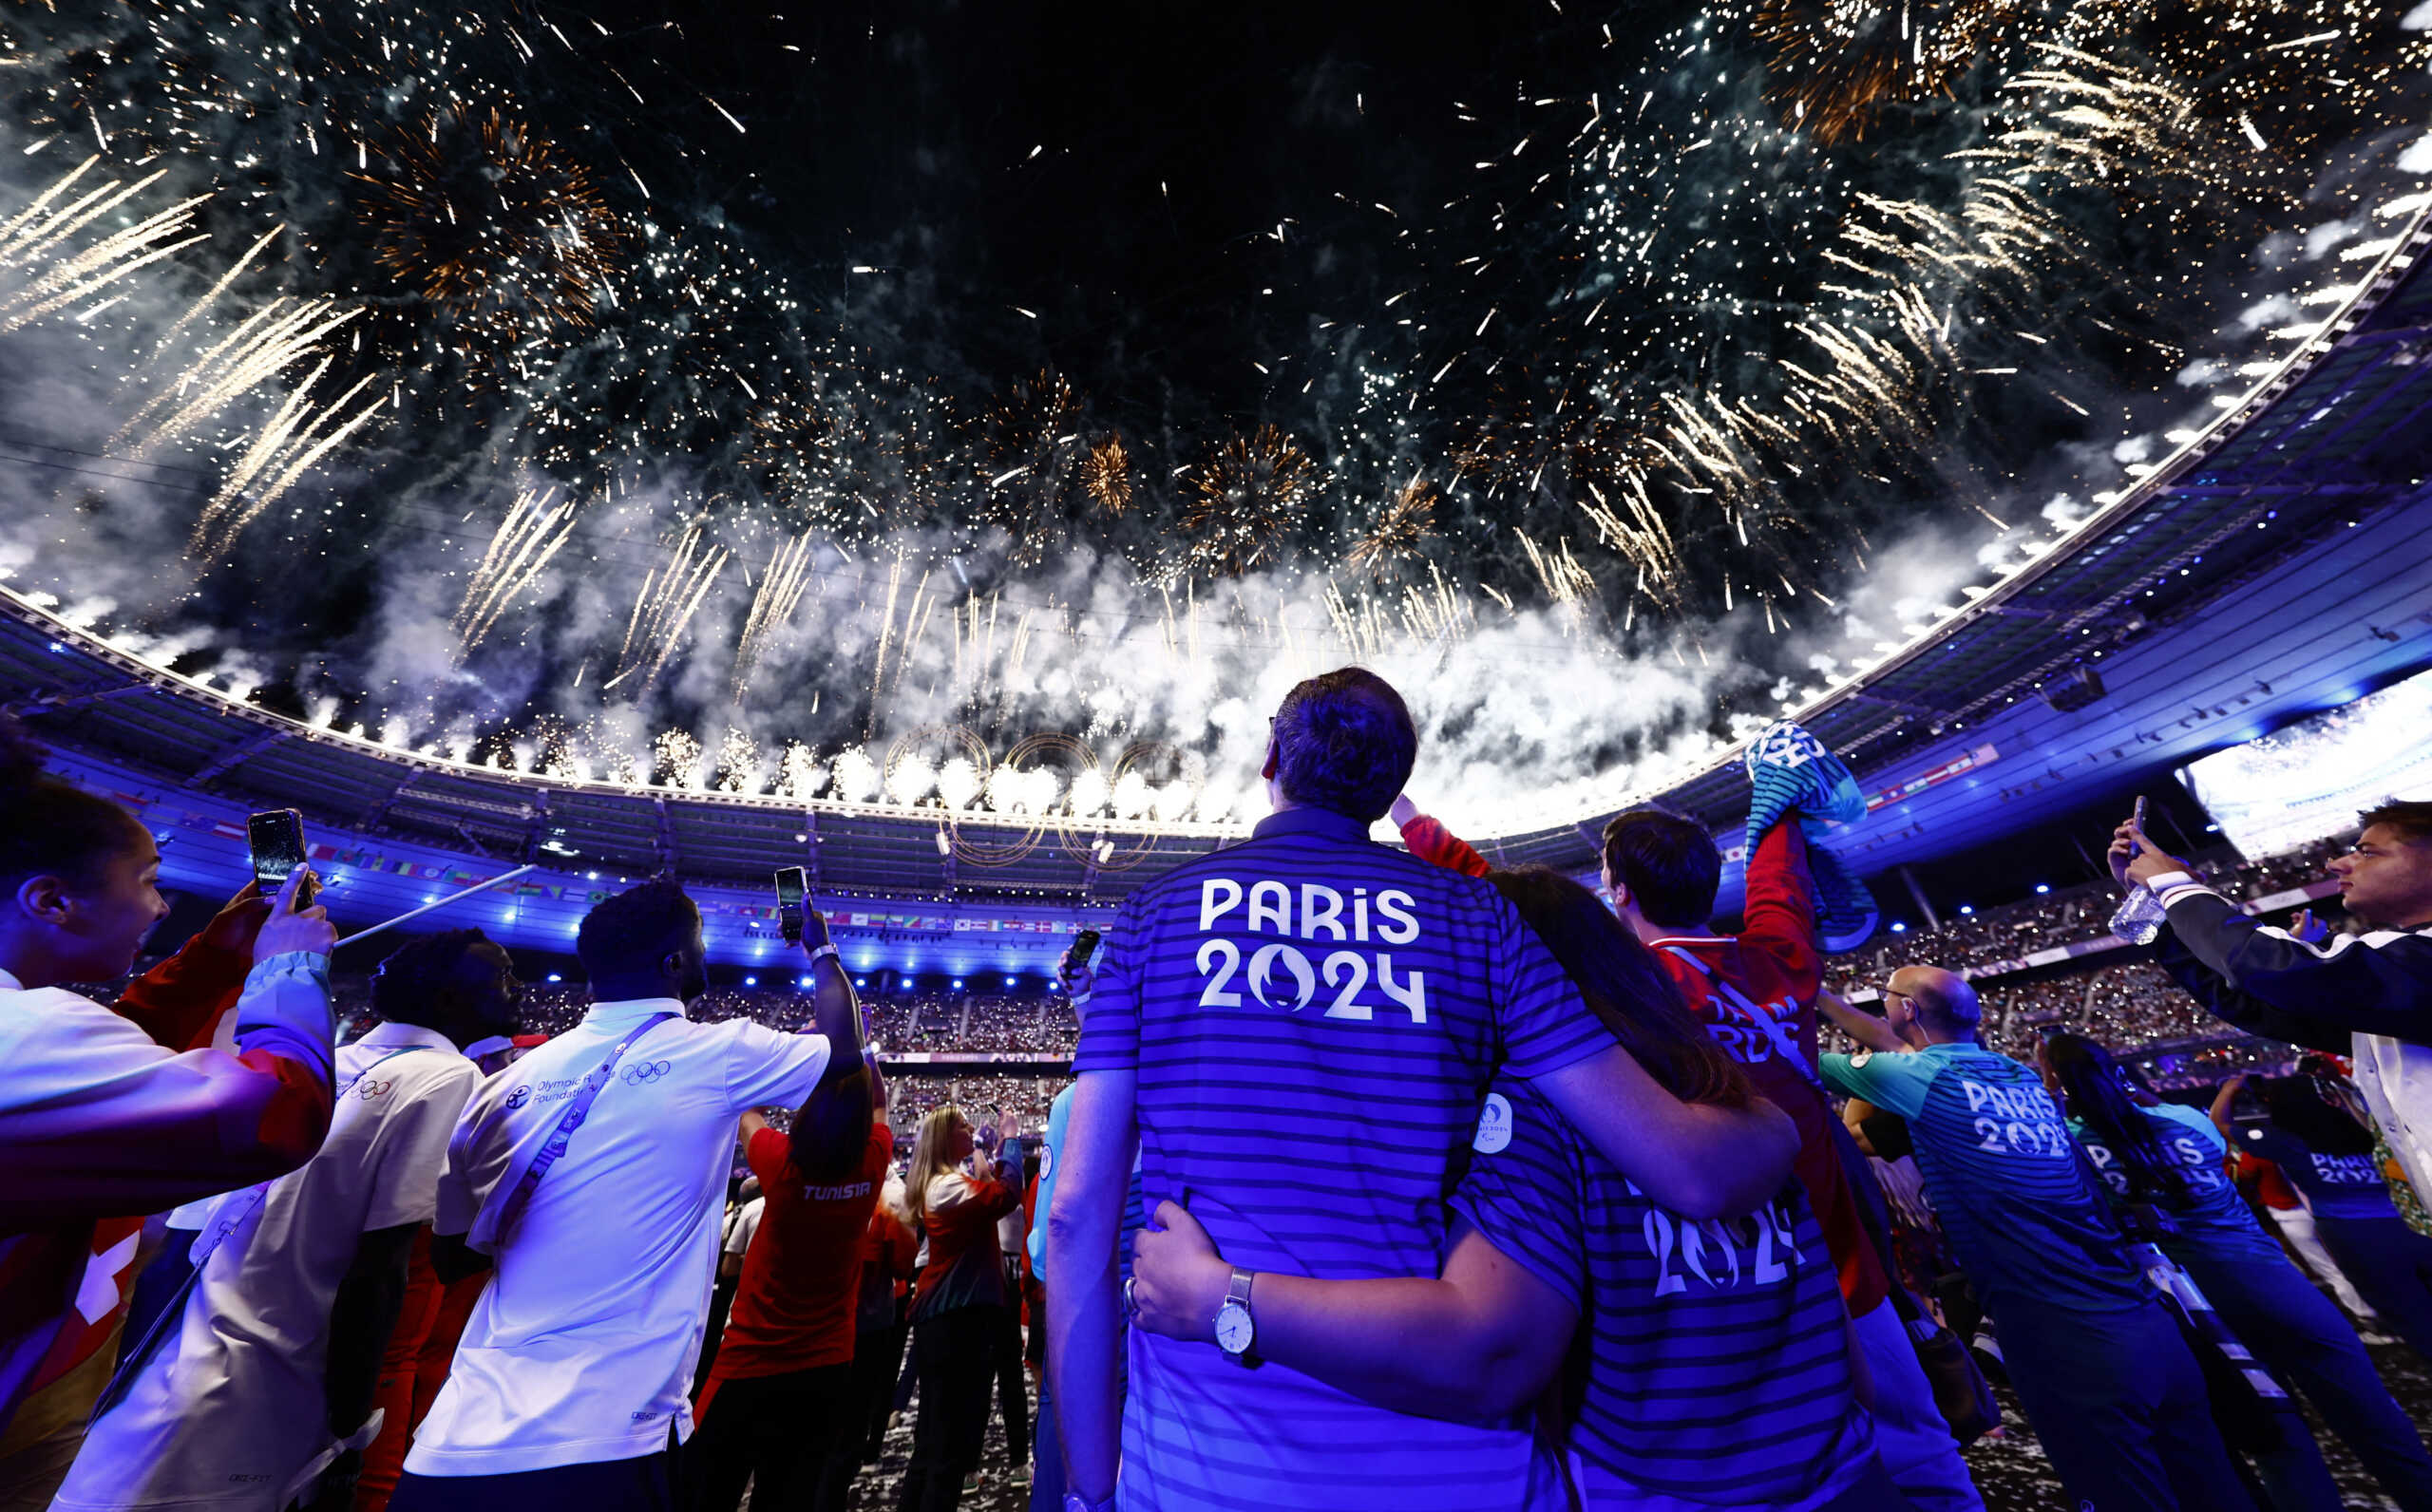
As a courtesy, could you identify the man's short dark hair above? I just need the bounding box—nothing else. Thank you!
[371,929,490,1028]
[2360,800,2432,845]
[578,879,699,979]
[1270,668,1416,824]
[1599,809,1721,928]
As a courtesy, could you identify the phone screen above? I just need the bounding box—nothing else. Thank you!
[775,866,808,944]
[248,809,316,905]
[1066,928,1102,973]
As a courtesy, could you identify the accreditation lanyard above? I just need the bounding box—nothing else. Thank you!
[485,1011,678,1247]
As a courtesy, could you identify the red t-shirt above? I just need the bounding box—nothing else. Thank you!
[712,1119,894,1381]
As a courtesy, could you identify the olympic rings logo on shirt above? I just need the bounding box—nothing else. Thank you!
[356,1079,395,1100]
[621,1060,673,1086]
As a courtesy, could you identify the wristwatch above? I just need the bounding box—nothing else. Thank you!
[1063,1494,1115,1512]
[1214,1265,1257,1364]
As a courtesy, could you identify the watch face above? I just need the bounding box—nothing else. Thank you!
[1215,1301,1255,1354]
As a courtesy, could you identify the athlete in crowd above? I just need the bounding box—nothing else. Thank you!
[1126,866,1898,1511]
[391,881,861,1511]
[2113,800,2432,1226]
[1818,970,2252,1510]
[1396,788,1981,1510]
[1047,668,1799,1512]
[0,718,337,1502]
[56,930,520,1512]
[2042,1030,2432,1511]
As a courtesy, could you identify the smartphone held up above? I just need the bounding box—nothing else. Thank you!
[248,808,316,908]
[775,865,808,945]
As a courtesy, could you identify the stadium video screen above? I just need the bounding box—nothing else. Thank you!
[2178,665,2432,859]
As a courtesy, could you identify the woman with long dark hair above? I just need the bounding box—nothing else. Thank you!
[1130,866,1895,1511]
[2040,1032,2432,1511]
[2238,1068,2432,1362]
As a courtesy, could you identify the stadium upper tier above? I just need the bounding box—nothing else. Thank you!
[8,210,2432,909]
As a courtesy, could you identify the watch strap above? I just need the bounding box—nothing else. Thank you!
[1226,1265,1256,1312]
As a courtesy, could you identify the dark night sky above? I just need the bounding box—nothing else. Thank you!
[587,0,1632,431]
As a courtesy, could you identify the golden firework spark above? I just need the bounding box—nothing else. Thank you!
[1081,433,1133,515]
[352,103,624,342]
[1753,0,2029,142]
[1346,475,1441,576]
[1183,425,1316,577]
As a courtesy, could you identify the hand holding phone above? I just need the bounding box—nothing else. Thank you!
[1059,928,1102,998]
[254,867,335,963]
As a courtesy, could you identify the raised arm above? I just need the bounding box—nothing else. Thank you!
[788,908,874,1172]
[1044,1068,1136,1506]
[1531,1049,1797,1219]
[2209,1074,2248,1143]
[802,906,864,1080]
[1815,986,1906,1055]
[1391,795,1492,879]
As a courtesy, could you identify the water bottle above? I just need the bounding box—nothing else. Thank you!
[2109,884,2167,945]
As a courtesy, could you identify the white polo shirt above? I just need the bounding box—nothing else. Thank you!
[54,1020,477,1511]
[406,997,829,1477]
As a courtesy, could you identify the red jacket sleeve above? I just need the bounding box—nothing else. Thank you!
[1740,822,1823,1043]
[111,934,253,1053]
[1398,814,1492,878]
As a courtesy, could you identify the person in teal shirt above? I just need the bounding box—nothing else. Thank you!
[2040,1032,2432,1512]
[1819,968,2252,1512]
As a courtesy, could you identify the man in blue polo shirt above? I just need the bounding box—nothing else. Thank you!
[1045,667,1800,1512]
[1820,967,2252,1511]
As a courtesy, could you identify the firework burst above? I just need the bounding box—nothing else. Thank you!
[1081,433,1133,516]
[1751,0,2029,142]
[1183,425,1316,577]
[1346,475,1441,577]
[352,103,624,346]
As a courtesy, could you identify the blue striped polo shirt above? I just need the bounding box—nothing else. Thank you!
[1821,1043,2146,1315]
[1454,1076,1875,1511]
[1074,804,1609,1512]
[2070,1103,2283,1267]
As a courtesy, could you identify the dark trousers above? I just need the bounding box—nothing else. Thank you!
[2318,1213,2432,1364]
[895,1304,1004,1512]
[855,1321,911,1461]
[2178,1247,2432,1511]
[1992,1295,2256,1512]
[684,1362,855,1512]
[992,1291,1030,1465]
[392,1452,674,1512]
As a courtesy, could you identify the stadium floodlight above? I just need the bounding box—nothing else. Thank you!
[2035,884,2050,894]
[1890,922,1908,934]
[743,975,756,987]
[1957,905,1973,916]
[546,973,562,983]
